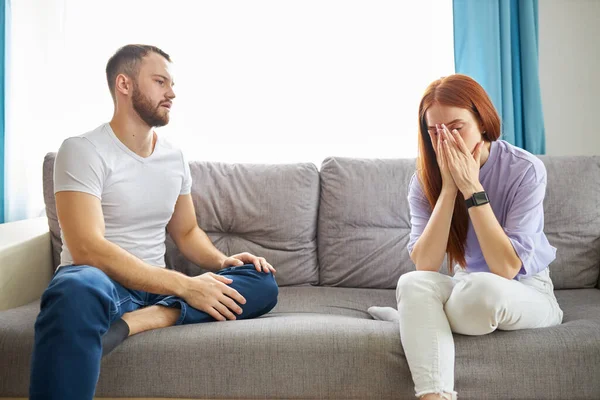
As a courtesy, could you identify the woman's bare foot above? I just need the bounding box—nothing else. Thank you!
[121,305,180,336]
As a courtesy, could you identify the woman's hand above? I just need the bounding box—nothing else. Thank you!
[430,124,457,193]
[440,124,484,199]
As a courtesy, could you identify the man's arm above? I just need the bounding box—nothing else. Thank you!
[57,191,190,295]
[56,191,246,320]
[167,194,276,274]
[166,194,229,272]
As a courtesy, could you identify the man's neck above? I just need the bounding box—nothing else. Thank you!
[109,112,156,158]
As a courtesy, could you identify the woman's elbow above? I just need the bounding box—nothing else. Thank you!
[489,258,522,280]
[411,250,442,272]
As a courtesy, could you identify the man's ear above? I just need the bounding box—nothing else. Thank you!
[115,74,132,96]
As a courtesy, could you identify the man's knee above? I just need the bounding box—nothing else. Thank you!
[220,266,279,315]
[232,265,279,301]
[244,269,278,315]
[41,266,116,314]
[257,272,279,307]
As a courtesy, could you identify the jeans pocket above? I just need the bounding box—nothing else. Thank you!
[521,269,554,295]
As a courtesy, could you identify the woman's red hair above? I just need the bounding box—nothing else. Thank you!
[417,74,501,272]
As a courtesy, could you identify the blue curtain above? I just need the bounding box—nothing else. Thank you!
[1,0,7,223]
[453,0,545,154]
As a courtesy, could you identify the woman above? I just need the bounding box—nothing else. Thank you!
[368,74,563,400]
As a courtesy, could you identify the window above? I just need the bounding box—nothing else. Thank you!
[7,0,454,221]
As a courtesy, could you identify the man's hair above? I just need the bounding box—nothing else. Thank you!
[106,44,171,101]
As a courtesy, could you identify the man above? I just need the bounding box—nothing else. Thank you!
[29,44,279,400]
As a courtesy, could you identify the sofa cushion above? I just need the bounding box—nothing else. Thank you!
[317,156,600,290]
[164,161,320,286]
[43,153,62,271]
[0,290,411,399]
[43,154,321,286]
[539,156,600,289]
[318,157,430,289]
[452,288,600,399]
[2,288,599,399]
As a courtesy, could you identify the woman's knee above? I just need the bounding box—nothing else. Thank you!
[396,270,448,302]
[445,273,506,335]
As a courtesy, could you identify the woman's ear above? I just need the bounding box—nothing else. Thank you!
[480,124,488,141]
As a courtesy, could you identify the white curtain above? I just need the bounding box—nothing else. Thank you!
[6,0,454,222]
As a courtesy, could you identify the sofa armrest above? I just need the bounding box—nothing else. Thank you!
[0,217,53,310]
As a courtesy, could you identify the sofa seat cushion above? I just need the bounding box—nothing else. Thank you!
[1,288,599,399]
[0,294,409,399]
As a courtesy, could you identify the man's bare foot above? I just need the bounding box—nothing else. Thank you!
[121,305,180,336]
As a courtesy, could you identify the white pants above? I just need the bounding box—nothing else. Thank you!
[396,268,563,399]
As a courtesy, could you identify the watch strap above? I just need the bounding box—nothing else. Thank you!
[466,191,489,209]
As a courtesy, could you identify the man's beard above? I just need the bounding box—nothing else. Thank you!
[131,83,169,127]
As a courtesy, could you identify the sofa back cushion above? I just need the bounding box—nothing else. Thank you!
[317,156,600,290]
[43,154,320,286]
[317,157,421,289]
[43,153,63,273]
[539,156,600,289]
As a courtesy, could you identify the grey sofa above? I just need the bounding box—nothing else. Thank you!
[0,153,599,400]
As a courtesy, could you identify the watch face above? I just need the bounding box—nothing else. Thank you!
[473,191,489,205]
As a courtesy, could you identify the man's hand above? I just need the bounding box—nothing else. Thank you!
[181,273,247,321]
[221,252,277,274]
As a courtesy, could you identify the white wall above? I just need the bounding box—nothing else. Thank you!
[539,0,600,156]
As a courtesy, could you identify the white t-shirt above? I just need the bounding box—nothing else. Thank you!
[54,123,192,268]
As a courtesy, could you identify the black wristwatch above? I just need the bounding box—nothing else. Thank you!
[465,191,489,209]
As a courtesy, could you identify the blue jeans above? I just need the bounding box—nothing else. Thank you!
[29,264,278,400]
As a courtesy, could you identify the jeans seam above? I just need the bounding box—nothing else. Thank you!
[130,297,146,307]
[154,298,187,325]
[433,331,440,392]
[110,296,131,319]
[116,296,131,307]
[176,303,187,325]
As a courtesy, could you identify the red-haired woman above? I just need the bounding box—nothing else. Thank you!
[369,74,563,400]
